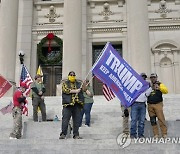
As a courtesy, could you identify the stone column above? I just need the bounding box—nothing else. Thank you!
[82,0,88,79]
[31,32,38,79]
[0,0,19,94]
[173,52,180,93]
[154,52,160,73]
[62,0,82,79]
[126,0,151,74]
[15,0,33,85]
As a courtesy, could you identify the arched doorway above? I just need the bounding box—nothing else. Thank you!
[160,57,174,93]
[37,34,63,96]
[151,40,180,93]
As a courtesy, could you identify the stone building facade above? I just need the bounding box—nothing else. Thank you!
[0,0,180,95]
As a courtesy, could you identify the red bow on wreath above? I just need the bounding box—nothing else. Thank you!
[46,33,55,53]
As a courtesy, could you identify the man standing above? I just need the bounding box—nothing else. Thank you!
[80,79,94,127]
[59,71,84,139]
[147,73,168,138]
[130,73,152,138]
[31,74,46,122]
[9,83,27,139]
[121,106,130,135]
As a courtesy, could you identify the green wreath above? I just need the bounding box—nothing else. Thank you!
[37,35,63,64]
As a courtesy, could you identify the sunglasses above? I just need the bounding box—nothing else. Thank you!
[150,77,157,78]
[69,74,76,76]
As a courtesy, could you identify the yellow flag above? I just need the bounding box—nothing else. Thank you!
[36,65,43,82]
[36,65,43,112]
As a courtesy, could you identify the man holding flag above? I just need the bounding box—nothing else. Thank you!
[59,71,84,139]
[130,73,152,138]
[91,43,151,137]
[9,64,33,139]
[9,82,28,139]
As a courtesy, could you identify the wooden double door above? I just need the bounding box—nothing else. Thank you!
[41,65,62,96]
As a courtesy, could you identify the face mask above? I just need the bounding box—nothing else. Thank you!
[68,76,76,82]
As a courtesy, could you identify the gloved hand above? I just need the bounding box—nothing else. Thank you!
[70,89,81,94]
[82,82,87,92]
[124,109,129,117]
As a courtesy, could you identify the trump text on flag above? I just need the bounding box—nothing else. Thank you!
[92,43,149,107]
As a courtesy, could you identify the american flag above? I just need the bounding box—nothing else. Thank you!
[102,84,115,101]
[22,100,28,116]
[20,65,33,96]
[0,101,13,115]
[20,65,33,116]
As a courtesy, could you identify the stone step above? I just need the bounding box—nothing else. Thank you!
[0,95,180,153]
[144,121,180,137]
[0,138,179,154]
[0,149,179,154]
[0,150,179,154]
[2,120,180,140]
[22,121,180,139]
[23,121,122,139]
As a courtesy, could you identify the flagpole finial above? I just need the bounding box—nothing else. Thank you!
[19,50,25,64]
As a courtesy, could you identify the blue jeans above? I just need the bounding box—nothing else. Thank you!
[130,102,146,137]
[80,103,93,126]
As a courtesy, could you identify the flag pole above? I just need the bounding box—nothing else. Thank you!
[90,42,110,72]
[82,42,110,83]
[84,76,95,87]
[61,42,110,91]
[8,80,16,88]
[60,42,110,84]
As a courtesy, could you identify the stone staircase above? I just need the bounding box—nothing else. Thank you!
[0,95,180,154]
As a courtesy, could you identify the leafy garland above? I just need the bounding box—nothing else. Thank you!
[37,35,63,64]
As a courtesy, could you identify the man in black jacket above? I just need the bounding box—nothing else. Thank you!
[147,73,168,138]
[59,71,84,139]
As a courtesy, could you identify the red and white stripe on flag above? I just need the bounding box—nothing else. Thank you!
[20,65,33,96]
[20,65,33,116]
[0,101,13,115]
[22,102,28,116]
[102,84,115,101]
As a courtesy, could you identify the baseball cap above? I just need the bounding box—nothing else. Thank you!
[140,73,147,78]
[68,71,76,76]
[150,73,157,78]
[34,74,43,80]
[20,82,28,89]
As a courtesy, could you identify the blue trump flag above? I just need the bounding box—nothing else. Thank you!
[91,42,149,107]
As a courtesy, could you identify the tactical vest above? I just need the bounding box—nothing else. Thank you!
[62,80,84,106]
